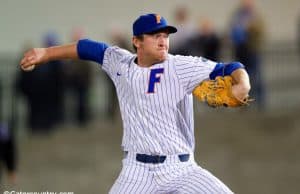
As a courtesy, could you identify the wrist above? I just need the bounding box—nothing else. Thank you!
[44,47,53,62]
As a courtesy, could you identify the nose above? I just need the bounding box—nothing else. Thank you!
[158,41,164,48]
[158,36,167,47]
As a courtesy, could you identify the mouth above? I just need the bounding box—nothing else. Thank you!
[158,48,167,52]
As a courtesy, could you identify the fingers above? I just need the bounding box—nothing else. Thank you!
[20,50,36,69]
[27,56,36,64]
[20,56,34,68]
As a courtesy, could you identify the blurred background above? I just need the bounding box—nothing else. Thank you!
[1,0,300,193]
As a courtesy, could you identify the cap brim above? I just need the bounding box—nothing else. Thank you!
[145,26,177,35]
[165,26,177,34]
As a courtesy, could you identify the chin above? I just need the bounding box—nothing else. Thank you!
[157,55,167,62]
[158,51,168,60]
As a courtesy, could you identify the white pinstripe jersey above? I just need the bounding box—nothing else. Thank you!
[102,46,217,155]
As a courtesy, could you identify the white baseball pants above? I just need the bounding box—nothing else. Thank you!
[109,152,233,194]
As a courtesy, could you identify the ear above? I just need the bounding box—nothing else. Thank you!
[132,36,141,49]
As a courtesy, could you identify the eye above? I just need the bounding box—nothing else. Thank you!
[154,33,169,39]
[155,34,161,39]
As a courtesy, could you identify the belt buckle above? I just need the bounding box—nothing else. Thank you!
[155,155,166,163]
[150,155,158,163]
[157,155,162,163]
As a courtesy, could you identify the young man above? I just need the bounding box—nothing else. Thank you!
[20,13,250,193]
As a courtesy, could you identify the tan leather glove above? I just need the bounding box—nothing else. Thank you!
[193,76,251,107]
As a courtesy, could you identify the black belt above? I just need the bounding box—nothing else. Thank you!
[135,153,190,164]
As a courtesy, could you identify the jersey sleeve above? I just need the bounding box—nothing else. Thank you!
[77,39,109,64]
[173,55,217,94]
[102,46,133,77]
[209,62,245,79]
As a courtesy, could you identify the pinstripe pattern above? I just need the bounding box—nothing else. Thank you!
[109,153,233,194]
[102,48,216,155]
[102,46,233,193]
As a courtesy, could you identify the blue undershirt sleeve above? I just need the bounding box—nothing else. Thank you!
[77,39,109,64]
[209,62,244,80]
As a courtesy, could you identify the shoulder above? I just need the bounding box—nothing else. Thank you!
[104,46,134,63]
[169,54,215,67]
[105,46,133,57]
[168,54,195,65]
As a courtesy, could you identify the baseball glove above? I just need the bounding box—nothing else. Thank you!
[193,76,251,107]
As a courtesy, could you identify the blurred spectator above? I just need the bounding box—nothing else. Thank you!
[0,80,17,185]
[230,0,265,109]
[170,5,196,55]
[17,32,65,134]
[188,18,221,61]
[298,15,300,53]
[0,124,17,185]
[64,28,92,126]
[43,32,65,127]
[109,26,132,51]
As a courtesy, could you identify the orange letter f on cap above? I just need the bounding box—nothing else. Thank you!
[155,14,161,24]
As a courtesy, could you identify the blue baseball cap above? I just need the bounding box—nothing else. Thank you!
[133,13,177,36]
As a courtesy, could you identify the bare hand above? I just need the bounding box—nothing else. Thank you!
[232,83,250,101]
[230,68,251,101]
[20,48,47,71]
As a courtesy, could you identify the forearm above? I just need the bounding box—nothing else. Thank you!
[20,39,109,71]
[20,42,79,70]
[45,43,78,61]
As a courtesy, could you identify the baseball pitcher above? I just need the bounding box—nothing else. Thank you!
[20,13,251,193]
